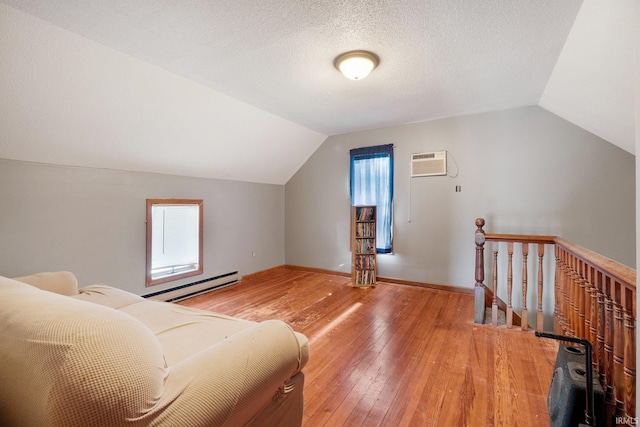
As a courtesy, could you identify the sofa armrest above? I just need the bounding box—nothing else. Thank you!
[13,271,79,296]
[146,319,309,427]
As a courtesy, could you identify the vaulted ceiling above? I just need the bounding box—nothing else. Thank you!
[0,0,636,184]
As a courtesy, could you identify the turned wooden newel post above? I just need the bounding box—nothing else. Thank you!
[474,218,486,324]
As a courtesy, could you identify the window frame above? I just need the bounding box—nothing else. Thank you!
[350,144,394,254]
[145,198,204,287]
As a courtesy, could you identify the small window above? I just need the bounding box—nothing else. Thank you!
[146,199,203,286]
[350,144,394,253]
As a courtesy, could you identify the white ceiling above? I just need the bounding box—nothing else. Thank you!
[540,0,636,154]
[0,0,636,184]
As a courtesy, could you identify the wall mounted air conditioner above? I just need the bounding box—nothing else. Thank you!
[411,151,447,177]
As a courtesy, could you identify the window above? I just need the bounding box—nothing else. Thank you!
[146,199,203,286]
[350,144,393,253]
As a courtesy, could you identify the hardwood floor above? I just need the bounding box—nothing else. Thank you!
[178,267,559,427]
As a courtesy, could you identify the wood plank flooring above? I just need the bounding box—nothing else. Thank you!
[178,267,559,427]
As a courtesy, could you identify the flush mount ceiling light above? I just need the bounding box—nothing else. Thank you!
[334,50,379,80]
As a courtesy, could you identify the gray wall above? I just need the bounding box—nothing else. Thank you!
[285,106,636,290]
[1,106,634,299]
[0,159,285,295]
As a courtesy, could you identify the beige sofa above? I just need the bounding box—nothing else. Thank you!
[0,272,309,427]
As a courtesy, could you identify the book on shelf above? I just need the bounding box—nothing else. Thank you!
[355,254,375,270]
[356,206,375,221]
[355,269,375,285]
[356,222,375,238]
[355,238,375,254]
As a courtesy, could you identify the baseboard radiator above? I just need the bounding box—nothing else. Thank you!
[143,271,239,302]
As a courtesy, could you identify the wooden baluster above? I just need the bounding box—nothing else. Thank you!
[565,253,575,336]
[570,255,580,337]
[574,256,583,337]
[586,266,597,370]
[474,218,486,324]
[604,277,617,422]
[553,246,561,333]
[613,283,626,418]
[561,250,571,335]
[572,258,580,338]
[536,243,544,331]
[623,287,636,419]
[521,243,528,331]
[577,260,586,339]
[556,249,563,332]
[491,249,499,326]
[583,264,591,340]
[596,270,607,390]
[563,251,572,335]
[557,247,569,335]
[507,242,514,328]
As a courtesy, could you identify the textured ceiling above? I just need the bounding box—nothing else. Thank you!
[3,0,583,136]
[0,0,635,184]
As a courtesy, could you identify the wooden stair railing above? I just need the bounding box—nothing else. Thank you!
[473,218,555,330]
[474,218,636,424]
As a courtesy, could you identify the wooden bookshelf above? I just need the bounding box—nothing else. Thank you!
[352,205,376,287]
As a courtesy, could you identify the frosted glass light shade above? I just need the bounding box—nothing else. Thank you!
[335,51,379,80]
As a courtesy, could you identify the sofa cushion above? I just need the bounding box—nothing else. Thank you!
[0,275,32,291]
[75,284,309,369]
[74,285,257,364]
[73,283,144,309]
[13,271,79,296]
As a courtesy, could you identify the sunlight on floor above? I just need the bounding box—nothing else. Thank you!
[309,302,363,344]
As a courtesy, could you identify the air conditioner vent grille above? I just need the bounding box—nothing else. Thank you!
[411,150,447,177]
[413,153,436,160]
